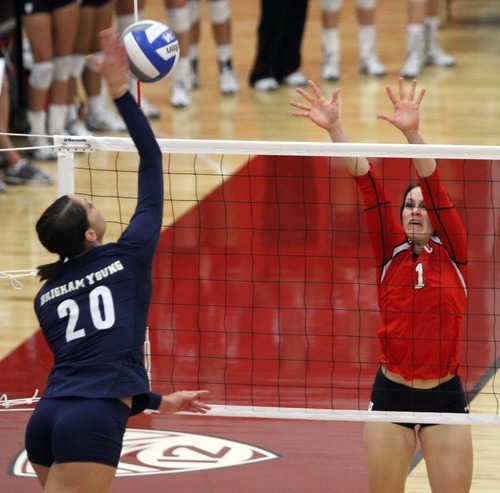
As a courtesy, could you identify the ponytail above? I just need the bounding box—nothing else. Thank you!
[37,257,66,282]
[35,196,89,281]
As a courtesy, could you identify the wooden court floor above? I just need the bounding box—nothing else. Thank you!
[1,1,500,491]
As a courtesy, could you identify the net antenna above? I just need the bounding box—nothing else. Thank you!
[36,137,500,424]
[132,0,141,109]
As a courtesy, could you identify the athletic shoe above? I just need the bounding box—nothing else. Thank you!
[426,46,456,67]
[253,77,278,92]
[322,54,340,81]
[26,136,57,161]
[4,159,53,185]
[0,180,7,193]
[170,80,191,108]
[281,71,308,87]
[219,62,239,95]
[400,50,424,79]
[66,119,94,136]
[189,58,199,90]
[359,51,387,76]
[86,110,127,132]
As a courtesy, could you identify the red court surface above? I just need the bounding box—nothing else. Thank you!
[1,156,498,491]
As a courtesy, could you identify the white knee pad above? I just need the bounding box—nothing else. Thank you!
[167,6,191,34]
[85,52,103,73]
[322,0,343,13]
[70,54,86,79]
[208,0,231,25]
[187,0,200,23]
[53,55,72,82]
[28,61,54,90]
[116,11,143,33]
[356,0,376,9]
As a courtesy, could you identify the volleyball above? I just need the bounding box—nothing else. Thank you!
[120,20,179,83]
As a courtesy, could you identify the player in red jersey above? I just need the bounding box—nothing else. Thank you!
[290,78,472,493]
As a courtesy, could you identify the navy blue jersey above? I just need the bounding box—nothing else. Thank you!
[34,92,163,413]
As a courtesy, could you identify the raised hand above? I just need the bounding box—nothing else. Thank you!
[290,80,342,133]
[290,79,369,175]
[378,78,426,134]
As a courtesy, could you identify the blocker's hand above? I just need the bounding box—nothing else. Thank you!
[290,80,341,133]
[159,390,211,414]
[377,77,426,133]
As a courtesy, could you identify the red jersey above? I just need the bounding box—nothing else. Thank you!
[356,164,467,381]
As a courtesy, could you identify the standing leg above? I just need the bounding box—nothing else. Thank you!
[400,0,426,78]
[364,422,417,493]
[44,462,117,493]
[21,8,56,160]
[47,2,79,136]
[0,74,52,186]
[419,424,473,493]
[356,0,386,76]
[249,0,285,90]
[187,0,202,88]
[83,0,128,132]
[320,0,342,81]
[276,0,309,85]
[424,0,455,67]
[207,0,239,94]
[166,0,192,108]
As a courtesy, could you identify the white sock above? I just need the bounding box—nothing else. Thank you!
[47,104,68,134]
[358,25,376,59]
[322,28,340,58]
[406,24,425,53]
[27,110,46,135]
[216,44,232,64]
[172,57,190,84]
[189,44,199,61]
[67,104,78,124]
[87,95,103,117]
[116,11,142,33]
[424,16,440,50]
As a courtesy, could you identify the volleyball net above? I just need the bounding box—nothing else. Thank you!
[6,135,500,424]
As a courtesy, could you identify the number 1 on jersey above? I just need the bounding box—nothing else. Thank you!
[415,262,425,289]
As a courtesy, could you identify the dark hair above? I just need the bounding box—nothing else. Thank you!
[36,196,89,281]
[399,183,420,221]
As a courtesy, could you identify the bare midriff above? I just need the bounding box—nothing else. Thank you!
[381,364,455,389]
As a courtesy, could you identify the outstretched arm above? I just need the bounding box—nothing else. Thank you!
[89,28,163,256]
[378,78,436,178]
[290,80,370,176]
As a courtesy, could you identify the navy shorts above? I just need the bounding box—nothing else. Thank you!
[368,368,469,429]
[81,0,111,7]
[25,397,131,468]
[19,0,79,15]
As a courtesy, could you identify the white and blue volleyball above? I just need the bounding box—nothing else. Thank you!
[121,20,179,83]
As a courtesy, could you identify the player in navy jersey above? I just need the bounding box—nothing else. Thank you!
[25,29,210,493]
[291,78,472,492]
